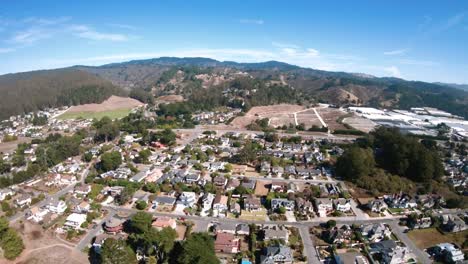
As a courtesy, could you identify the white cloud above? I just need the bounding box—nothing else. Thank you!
[239,19,264,25]
[383,48,408,55]
[306,48,319,57]
[384,66,402,78]
[70,25,129,41]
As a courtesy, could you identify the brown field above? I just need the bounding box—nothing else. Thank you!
[155,94,185,103]
[342,116,377,133]
[315,107,348,131]
[231,104,304,129]
[407,228,468,250]
[65,95,143,113]
[0,137,31,154]
[296,109,324,129]
[5,222,88,264]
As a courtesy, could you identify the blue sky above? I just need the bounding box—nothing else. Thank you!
[1,1,468,83]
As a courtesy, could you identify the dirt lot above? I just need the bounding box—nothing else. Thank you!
[315,107,348,131]
[296,109,323,129]
[407,228,468,250]
[64,96,143,113]
[231,104,304,129]
[155,95,184,103]
[342,116,377,133]
[3,222,88,264]
[0,137,31,154]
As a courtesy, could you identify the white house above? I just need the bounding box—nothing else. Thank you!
[0,188,15,201]
[47,200,67,214]
[334,198,352,212]
[315,198,333,217]
[64,213,87,229]
[177,192,197,208]
[201,193,215,216]
[15,193,32,207]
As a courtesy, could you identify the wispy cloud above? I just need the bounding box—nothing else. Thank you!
[398,59,438,66]
[69,25,129,41]
[239,19,264,25]
[383,48,409,56]
[107,23,137,30]
[422,12,466,37]
[384,66,402,78]
[9,28,52,44]
[23,16,71,26]
[272,42,299,49]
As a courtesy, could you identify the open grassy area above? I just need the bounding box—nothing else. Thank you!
[407,228,468,250]
[57,108,133,120]
[239,209,268,221]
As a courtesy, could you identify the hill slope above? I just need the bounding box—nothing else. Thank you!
[76,57,468,118]
[0,69,124,120]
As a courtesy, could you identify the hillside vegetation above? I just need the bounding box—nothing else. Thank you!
[1,57,467,120]
[0,69,124,120]
[78,57,468,119]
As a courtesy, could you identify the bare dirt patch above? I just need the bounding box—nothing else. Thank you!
[65,95,143,113]
[3,222,88,264]
[315,107,348,131]
[231,104,304,129]
[296,109,323,129]
[342,116,377,133]
[155,95,185,103]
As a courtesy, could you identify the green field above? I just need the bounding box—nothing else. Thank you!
[57,108,133,120]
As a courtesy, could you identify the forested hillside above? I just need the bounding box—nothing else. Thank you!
[77,57,468,119]
[2,57,468,120]
[0,69,124,120]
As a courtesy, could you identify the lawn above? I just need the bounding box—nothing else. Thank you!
[407,228,468,249]
[57,108,133,120]
[239,209,268,221]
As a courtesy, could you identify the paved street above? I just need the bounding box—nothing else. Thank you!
[389,220,432,264]
[299,225,320,264]
[76,209,116,251]
[8,166,90,223]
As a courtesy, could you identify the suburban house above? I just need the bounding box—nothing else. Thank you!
[152,216,177,230]
[440,214,467,233]
[213,194,229,215]
[361,223,392,242]
[64,213,87,229]
[271,198,295,211]
[315,198,334,217]
[201,192,215,216]
[260,246,293,264]
[263,225,289,242]
[0,188,15,201]
[47,200,67,214]
[434,243,465,263]
[153,196,176,211]
[104,216,125,233]
[367,199,388,213]
[15,193,32,207]
[214,232,240,254]
[295,197,314,215]
[244,195,262,211]
[334,198,352,212]
[176,192,197,209]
